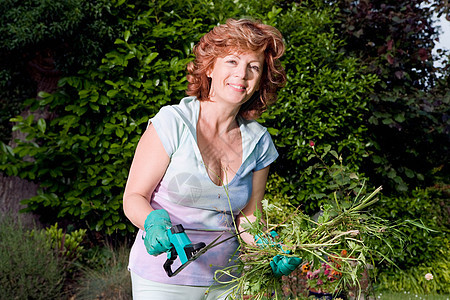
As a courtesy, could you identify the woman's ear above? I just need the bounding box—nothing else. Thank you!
[206,59,217,78]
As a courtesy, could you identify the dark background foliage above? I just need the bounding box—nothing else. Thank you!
[332,0,449,194]
[0,0,121,144]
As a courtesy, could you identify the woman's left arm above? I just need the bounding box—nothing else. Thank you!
[236,165,270,245]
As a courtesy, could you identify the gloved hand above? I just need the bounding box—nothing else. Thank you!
[142,209,172,256]
[270,254,302,278]
[255,230,302,278]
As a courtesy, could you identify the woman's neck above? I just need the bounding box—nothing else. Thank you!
[198,100,240,134]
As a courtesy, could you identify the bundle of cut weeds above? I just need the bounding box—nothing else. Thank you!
[216,144,426,299]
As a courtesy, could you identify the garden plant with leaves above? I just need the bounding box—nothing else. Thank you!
[214,144,428,299]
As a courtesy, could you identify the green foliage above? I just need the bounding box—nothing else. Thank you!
[0,216,66,300]
[260,3,379,212]
[263,172,298,223]
[370,185,449,271]
[0,0,121,144]
[1,0,84,51]
[75,244,131,300]
[41,223,87,263]
[0,0,443,243]
[0,0,119,71]
[377,247,450,294]
[331,0,450,193]
[1,0,378,234]
[367,80,449,193]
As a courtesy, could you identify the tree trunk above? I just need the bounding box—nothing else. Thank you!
[0,48,60,228]
[0,174,39,228]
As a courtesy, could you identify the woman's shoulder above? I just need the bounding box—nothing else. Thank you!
[151,96,197,123]
[149,97,198,156]
[157,96,198,125]
[238,116,268,142]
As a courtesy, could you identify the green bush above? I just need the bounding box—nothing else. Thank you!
[0,0,121,144]
[370,185,449,270]
[0,0,215,234]
[331,1,449,194]
[0,216,66,300]
[260,2,379,212]
[376,246,450,294]
[38,223,87,275]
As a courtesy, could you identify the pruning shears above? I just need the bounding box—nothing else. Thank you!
[163,224,245,277]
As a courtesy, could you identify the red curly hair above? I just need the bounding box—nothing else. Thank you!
[186,18,286,119]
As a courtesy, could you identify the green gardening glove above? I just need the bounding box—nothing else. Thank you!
[142,209,172,256]
[270,255,302,278]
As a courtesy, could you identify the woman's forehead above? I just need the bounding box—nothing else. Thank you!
[219,49,265,60]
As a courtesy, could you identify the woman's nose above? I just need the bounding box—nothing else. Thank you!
[234,63,248,79]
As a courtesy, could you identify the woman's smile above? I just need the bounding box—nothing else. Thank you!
[227,82,246,92]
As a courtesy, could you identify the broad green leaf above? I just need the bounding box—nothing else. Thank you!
[37,119,46,134]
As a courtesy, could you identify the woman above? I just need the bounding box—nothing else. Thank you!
[123,18,297,299]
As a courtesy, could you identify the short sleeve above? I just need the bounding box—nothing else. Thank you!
[254,131,279,171]
[148,106,183,157]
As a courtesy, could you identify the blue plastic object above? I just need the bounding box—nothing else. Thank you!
[163,224,206,277]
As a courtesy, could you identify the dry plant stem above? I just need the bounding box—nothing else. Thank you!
[213,151,389,299]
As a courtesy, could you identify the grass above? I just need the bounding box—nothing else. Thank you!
[73,243,132,300]
[373,291,450,300]
[258,292,450,300]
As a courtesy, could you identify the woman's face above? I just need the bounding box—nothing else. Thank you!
[207,51,264,107]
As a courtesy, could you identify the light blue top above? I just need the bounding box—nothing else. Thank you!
[128,96,278,286]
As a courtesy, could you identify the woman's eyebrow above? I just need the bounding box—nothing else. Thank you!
[230,55,262,63]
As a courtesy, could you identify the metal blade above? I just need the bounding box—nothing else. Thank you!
[169,229,246,277]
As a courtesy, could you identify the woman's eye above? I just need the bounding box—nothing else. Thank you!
[250,65,260,71]
[226,60,237,65]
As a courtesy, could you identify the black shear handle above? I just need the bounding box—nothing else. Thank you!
[163,247,178,277]
[163,242,206,277]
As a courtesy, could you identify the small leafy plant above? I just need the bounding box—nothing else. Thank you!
[41,223,86,264]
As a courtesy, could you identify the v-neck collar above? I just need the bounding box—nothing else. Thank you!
[170,97,267,186]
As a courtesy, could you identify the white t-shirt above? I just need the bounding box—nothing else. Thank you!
[128,96,278,286]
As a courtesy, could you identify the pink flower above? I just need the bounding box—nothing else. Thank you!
[317,279,323,285]
[309,140,315,147]
[311,269,321,278]
[425,273,433,281]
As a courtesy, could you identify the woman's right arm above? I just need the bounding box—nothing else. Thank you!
[123,123,170,230]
